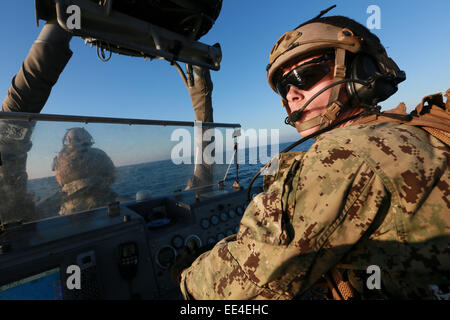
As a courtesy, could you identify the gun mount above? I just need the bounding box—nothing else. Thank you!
[35,0,223,70]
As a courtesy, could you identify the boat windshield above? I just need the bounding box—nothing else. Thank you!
[0,114,242,226]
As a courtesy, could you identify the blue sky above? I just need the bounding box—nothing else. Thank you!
[1,0,449,145]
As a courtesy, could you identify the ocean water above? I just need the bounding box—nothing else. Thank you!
[28,139,314,209]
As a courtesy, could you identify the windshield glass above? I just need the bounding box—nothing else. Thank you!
[0,115,244,225]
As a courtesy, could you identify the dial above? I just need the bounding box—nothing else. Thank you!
[155,246,177,269]
[171,235,184,249]
[219,212,228,222]
[210,215,219,225]
[207,237,216,245]
[228,209,236,219]
[236,206,244,216]
[217,233,225,241]
[185,234,202,248]
[226,229,233,237]
[234,225,240,233]
[200,218,210,229]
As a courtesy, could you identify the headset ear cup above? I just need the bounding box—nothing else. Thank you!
[346,54,398,106]
[346,54,377,106]
[348,54,397,105]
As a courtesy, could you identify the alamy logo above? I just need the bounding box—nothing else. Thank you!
[366,265,381,290]
[66,265,81,290]
[170,124,280,174]
[366,5,381,30]
[66,5,81,30]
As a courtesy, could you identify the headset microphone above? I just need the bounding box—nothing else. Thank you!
[285,78,371,127]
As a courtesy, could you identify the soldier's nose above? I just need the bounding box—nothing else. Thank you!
[286,85,305,102]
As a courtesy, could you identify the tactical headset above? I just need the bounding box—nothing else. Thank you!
[267,15,406,131]
[346,52,405,108]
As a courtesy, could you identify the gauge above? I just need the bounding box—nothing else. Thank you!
[226,229,233,237]
[171,235,184,249]
[207,237,216,245]
[236,206,244,216]
[185,234,202,248]
[210,215,219,225]
[219,212,228,222]
[228,209,236,219]
[200,218,210,229]
[217,233,225,241]
[155,246,177,269]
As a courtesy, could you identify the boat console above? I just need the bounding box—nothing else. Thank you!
[0,113,263,299]
[0,185,256,300]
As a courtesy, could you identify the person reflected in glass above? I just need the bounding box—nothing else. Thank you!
[52,127,117,214]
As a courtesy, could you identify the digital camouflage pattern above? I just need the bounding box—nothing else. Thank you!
[180,122,450,299]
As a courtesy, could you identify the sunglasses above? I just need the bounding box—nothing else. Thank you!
[275,54,333,100]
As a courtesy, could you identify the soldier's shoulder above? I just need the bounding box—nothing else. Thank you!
[313,122,446,159]
[88,147,113,159]
[318,121,424,143]
[307,122,448,193]
[88,147,116,167]
[89,147,108,155]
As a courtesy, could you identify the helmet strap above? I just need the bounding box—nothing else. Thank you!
[294,100,344,132]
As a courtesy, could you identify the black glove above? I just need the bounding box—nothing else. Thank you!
[170,239,215,285]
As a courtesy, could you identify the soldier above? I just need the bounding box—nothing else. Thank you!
[0,120,38,224]
[0,20,73,224]
[52,127,117,215]
[172,14,450,299]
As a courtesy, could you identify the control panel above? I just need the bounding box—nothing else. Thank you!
[127,187,251,299]
[0,186,260,300]
[0,207,158,300]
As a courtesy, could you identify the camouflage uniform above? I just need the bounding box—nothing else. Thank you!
[180,122,450,299]
[0,120,38,223]
[52,128,117,215]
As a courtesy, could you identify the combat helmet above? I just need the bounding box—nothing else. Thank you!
[63,127,94,147]
[267,11,406,132]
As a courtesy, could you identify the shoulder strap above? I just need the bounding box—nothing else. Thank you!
[354,89,450,146]
[407,90,450,145]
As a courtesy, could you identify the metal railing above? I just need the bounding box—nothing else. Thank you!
[0,111,240,128]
